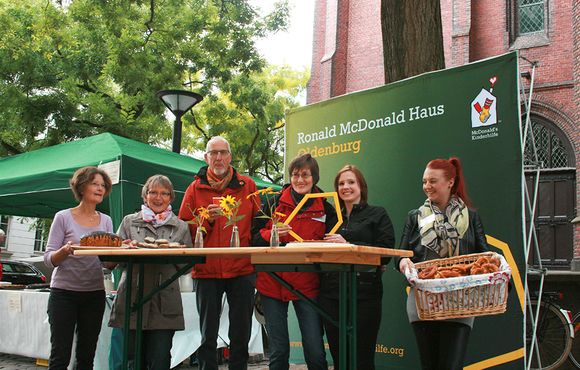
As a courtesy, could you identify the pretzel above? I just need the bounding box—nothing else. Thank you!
[438,269,461,278]
[418,254,502,279]
[418,266,438,279]
[463,262,475,274]
[451,265,470,276]
[481,263,499,273]
[474,256,490,267]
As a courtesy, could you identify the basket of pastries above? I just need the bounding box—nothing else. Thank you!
[405,251,511,320]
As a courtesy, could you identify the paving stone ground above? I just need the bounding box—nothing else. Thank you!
[0,353,311,370]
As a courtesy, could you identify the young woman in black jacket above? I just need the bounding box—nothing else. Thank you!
[397,157,488,370]
[319,165,395,370]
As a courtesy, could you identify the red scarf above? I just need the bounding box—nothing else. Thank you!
[207,166,233,192]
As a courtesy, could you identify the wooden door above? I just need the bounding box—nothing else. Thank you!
[525,171,575,268]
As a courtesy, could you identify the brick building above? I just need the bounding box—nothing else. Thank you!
[307,0,579,275]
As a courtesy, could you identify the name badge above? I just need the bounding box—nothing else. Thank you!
[418,214,436,228]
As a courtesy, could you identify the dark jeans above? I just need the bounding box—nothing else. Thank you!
[319,296,382,370]
[412,321,471,370]
[47,288,106,370]
[261,295,328,370]
[126,329,175,370]
[195,274,256,370]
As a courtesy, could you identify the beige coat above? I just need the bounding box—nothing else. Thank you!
[108,212,193,330]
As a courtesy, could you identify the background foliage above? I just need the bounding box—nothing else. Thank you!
[0,0,305,183]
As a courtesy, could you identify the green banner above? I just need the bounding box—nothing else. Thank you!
[285,52,524,369]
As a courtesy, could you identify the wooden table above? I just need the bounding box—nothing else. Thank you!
[74,245,412,370]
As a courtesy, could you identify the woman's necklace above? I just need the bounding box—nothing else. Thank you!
[73,208,99,224]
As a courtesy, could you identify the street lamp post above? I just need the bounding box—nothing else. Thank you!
[156,89,203,153]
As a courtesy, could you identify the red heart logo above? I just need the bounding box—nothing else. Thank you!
[489,76,497,85]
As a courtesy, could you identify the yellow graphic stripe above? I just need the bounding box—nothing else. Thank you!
[464,347,524,369]
[486,235,525,312]
[284,192,343,242]
[463,236,525,369]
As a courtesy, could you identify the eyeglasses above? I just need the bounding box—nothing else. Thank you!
[291,173,312,180]
[90,182,107,189]
[147,191,171,198]
[207,150,230,157]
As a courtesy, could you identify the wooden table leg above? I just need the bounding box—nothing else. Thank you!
[339,272,347,370]
[134,263,145,370]
[122,261,133,370]
[349,269,357,370]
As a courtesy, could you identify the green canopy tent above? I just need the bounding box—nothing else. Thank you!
[0,132,282,369]
[0,133,278,228]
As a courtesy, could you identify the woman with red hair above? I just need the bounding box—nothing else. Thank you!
[397,157,488,370]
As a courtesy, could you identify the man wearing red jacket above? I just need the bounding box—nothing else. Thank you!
[179,136,260,370]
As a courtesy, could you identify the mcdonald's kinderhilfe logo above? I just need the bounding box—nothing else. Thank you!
[471,77,498,128]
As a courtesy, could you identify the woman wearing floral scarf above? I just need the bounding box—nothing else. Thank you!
[109,175,192,370]
[397,157,488,370]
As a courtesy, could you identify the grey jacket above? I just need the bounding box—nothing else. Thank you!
[109,211,193,330]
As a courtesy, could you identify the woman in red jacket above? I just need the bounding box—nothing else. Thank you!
[252,154,336,370]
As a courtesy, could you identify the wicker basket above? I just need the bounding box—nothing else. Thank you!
[410,252,511,320]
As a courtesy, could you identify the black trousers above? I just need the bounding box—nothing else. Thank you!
[47,288,106,370]
[319,296,382,370]
[194,274,256,370]
[126,329,175,370]
[411,321,471,370]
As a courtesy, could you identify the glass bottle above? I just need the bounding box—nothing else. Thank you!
[230,225,240,248]
[194,228,204,248]
[270,224,280,247]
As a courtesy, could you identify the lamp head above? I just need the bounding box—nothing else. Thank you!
[157,90,203,116]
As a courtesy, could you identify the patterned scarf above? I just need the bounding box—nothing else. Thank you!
[141,204,173,228]
[418,196,469,258]
[207,166,233,192]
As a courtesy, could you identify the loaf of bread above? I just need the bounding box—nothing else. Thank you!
[80,232,122,247]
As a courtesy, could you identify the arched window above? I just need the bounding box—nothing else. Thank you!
[523,116,573,169]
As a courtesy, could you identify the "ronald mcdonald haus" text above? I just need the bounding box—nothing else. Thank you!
[297,105,445,145]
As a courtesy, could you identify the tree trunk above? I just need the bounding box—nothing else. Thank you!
[381,0,445,84]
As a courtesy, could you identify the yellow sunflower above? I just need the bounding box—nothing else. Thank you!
[220,195,237,212]
[198,207,210,220]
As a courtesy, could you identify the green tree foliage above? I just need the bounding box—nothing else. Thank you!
[183,64,308,184]
[0,0,292,178]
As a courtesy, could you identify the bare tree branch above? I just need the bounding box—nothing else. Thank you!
[143,0,156,45]
[71,118,103,129]
[189,112,209,142]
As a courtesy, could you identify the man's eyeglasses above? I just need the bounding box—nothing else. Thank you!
[207,150,230,157]
[147,191,171,198]
[291,173,312,180]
